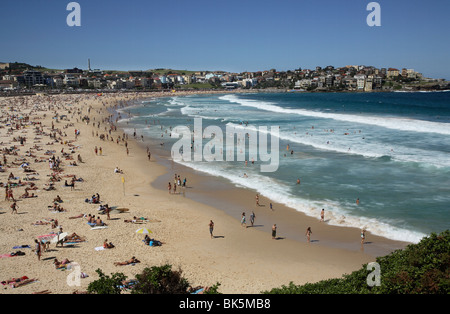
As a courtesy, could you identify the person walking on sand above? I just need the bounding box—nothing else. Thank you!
[250,211,255,227]
[361,228,366,246]
[305,227,312,243]
[320,209,325,222]
[241,212,247,228]
[34,239,41,261]
[272,224,277,239]
[10,201,18,214]
[209,220,214,239]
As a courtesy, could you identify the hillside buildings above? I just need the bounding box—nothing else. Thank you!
[0,62,443,93]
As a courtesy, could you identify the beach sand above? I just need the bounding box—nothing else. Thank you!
[0,91,409,294]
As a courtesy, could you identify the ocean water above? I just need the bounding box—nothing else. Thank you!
[117,91,450,243]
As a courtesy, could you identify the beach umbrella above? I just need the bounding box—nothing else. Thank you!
[136,228,152,234]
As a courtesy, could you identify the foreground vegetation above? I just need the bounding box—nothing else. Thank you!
[87,264,221,294]
[264,230,449,294]
[87,230,449,294]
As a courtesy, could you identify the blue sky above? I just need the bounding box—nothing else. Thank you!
[1,0,449,79]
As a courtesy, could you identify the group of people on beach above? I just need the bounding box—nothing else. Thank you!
[168,173,187,194]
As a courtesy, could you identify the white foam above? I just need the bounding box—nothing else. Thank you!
[174,158,426,243]
[226,122,450,168]
[220,94,450,136]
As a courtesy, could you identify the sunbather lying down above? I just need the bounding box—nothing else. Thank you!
[114,256,140,266]
[65,233,85,242]
[143,235,164,246]
[1,276,38,288]
[54,258,70,269]
[1,276,29,285]
[124,216,151,223]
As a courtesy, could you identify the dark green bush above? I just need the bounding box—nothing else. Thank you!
[87,269,128,294]
[131,264,190,294]
[264,230,450,294]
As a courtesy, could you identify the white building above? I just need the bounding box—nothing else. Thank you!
[354,74,367,90]
[64,74,80,87]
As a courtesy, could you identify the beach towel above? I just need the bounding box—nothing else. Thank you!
[1,276,29,285]
[37,233,57,239]
[13,245,30,249]
[90,226,107,230]
[94,246,105,251]
[11,278,38,288]
[64,240,85,245]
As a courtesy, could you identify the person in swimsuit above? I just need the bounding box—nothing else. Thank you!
[250,211,255,227]
[34,239,41,261]
[305,227,312,243]
[272,224,277,239]
[241,212,246,228]
[209,220,214,239]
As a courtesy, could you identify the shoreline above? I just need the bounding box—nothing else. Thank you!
[0,91,410,294]
[116,92,411,257]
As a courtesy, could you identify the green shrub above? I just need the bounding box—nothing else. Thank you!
[87,269,128,294]
[131,264,191,294]
[263,230,450,294]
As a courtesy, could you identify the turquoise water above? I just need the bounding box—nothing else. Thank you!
[118,91,450,243]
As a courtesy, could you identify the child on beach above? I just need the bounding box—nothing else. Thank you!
[305,227,312,243]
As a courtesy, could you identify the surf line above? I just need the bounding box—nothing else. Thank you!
[170,118,280,173]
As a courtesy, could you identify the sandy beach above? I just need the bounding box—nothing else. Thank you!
[0,91,409,294]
